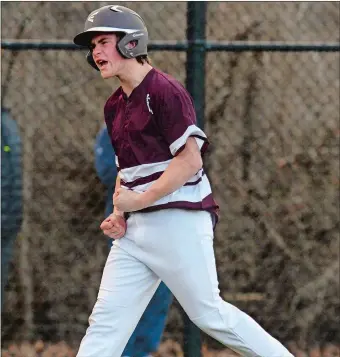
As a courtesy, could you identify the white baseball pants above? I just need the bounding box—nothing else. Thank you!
[77,209,294,357]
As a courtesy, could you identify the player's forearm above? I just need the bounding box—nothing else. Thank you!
[113,176,125,217]
[141,141,203,206]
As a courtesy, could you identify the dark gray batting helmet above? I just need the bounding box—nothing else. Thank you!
[73,5,148,70]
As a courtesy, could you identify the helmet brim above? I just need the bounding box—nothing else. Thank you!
[73,31,107,47]
[73,26,137,46]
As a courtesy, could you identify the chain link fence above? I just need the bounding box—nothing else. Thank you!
[1,1,339,356]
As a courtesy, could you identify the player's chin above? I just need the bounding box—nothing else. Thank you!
[100,72,111,79]
[100,69,116,79]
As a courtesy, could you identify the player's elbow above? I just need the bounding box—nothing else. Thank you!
[192,153,203,171]
[189,141,203,171]
[185,151,203,174]
[179,137,203,173]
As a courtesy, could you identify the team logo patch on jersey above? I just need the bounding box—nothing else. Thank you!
[146,94,153,114]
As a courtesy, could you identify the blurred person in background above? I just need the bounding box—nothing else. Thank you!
[94,124,173,357]
[1,107,23,309]
[74,5,294,357]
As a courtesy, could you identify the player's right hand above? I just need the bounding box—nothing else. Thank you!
[100,213,127,239]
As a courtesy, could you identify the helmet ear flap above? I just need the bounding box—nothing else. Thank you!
[115,36,129,59]
[86,51,100,71]
[116,32,148,59]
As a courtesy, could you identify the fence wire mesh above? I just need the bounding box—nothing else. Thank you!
[1,1,339,356]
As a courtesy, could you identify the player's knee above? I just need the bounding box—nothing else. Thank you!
[88,292,129,328]
[190,310,217,332]
[88,298,111,327]
[189,300,238,331]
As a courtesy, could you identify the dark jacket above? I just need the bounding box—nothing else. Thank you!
[94,126,118,218]
[1,108,23,237]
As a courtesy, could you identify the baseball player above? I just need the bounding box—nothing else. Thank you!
[73,5,294,357]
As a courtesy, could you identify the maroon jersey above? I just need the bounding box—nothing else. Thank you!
[104,68,218,219]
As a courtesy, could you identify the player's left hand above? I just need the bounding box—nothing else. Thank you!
[113,188,147,212]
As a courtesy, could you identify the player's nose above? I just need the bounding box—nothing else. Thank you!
[92,45,102,59]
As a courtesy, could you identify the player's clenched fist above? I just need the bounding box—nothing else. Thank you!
[100,213,127,239]
[113,187,147,212]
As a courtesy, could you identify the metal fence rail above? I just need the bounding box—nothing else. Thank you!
[1,1,339,356]
[2,39,340,51]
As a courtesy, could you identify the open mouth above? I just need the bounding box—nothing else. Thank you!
[97,60,108,69]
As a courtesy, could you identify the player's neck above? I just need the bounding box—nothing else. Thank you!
[117,62,153,98]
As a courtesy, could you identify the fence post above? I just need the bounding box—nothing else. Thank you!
[184,2,207,356]
[186,1,207,130]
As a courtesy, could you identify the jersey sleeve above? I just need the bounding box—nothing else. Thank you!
[156,86,209,157]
